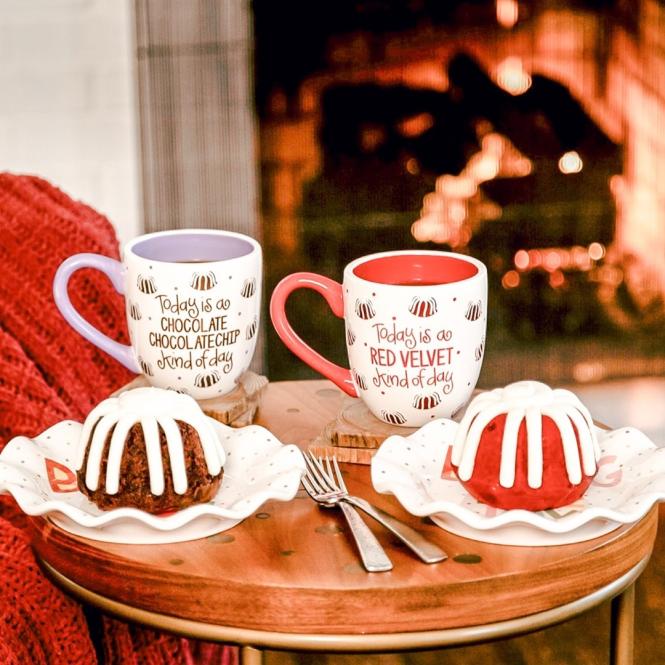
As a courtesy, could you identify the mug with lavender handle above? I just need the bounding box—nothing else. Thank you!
[53,229,262,400]
[270,250,487,427]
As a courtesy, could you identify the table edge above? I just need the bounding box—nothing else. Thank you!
[40,555,650,653]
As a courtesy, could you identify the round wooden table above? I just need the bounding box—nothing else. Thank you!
[31,381,658,665]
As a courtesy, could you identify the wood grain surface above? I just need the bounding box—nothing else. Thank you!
[308,398,418,464]
[264,506,665,665]
[322,399,418,449]
[31,381,658,636]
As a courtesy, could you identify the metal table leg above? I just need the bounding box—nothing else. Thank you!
[610,583,635,665]
[240,645,264,665]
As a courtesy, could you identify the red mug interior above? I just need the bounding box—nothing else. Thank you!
[352,254,478,286]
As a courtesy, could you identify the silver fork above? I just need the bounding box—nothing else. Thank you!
[304,453,447,564]
[302,455,393,572]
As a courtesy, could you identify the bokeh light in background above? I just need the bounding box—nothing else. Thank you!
[496,0,519,29]
[254,0,665,401]
[496,57,532,95]
[558,150,584,174]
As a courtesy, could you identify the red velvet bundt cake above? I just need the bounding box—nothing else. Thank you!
[450,381,599,511]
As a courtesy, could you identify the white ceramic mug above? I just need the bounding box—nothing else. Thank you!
[54,229,262,400]
[271,250,487,427]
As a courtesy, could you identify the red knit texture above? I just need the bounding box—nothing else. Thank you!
[0,174,236,665]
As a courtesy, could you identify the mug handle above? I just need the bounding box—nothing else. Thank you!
[53,253,140,373]
[270,272,357,397]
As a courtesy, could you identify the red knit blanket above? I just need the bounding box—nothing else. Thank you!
[0,174,235,664]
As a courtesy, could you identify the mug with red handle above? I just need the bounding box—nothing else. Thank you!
[270,250,487,427]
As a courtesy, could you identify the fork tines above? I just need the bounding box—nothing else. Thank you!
[301,454,332,497]
[304,452,348,494]
[329,455,349,493]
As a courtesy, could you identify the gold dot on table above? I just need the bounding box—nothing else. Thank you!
[315,524,344,535]
[280,550,296,557]
[453,553,482,564]
[255,512,271,520]
[208,534,235,544]
[286,407,300,413]
[169,558,185,566]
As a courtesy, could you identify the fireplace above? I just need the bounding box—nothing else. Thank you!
[254,0,665,386]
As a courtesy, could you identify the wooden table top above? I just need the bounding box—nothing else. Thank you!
[31,380,658,636]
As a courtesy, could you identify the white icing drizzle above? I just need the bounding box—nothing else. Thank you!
[85,413,118,490]
[452,381,599,489]
[141,416,164,495]
[76,387,225,496]
[525,406,543,488]
[451,391,498,467]
[542,407,582,485]
[77,401,115,469]
[455,403,507,481]
[105,416,136,494]
[499,408,524,488]
[158,416,187,495]
[569,400,601,461]
[564,407,597,477]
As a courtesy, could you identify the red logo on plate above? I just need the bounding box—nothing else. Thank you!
[45,459,78,493]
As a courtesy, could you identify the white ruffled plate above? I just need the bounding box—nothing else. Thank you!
[0,419,305,544]
[371,419,665,546]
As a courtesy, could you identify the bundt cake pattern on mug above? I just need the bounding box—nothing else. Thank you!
[465,299,483,321]
[451,381,600,511]
[137,274,157,294]
[76,387,225,513]
[195,370,221,388]
[346,328,356,345]
[138,356,153,376]
[352,370,368,391]
[241,277,256,298]
[474,338,484,362]
[381,410,407,425]
[191,271,217,290]
[408,296,438,317]
[246,317,257,340]
[354,298,375,320]
[129,302,142,321]
[412,392,442,410]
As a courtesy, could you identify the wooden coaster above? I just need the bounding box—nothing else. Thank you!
[308,398,417,465]
[115,371,268,427]
[321,399,418,448]
[307,442,376,465]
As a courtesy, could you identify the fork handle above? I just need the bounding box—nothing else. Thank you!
[344,496,447,564]
[338,502,393,572]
